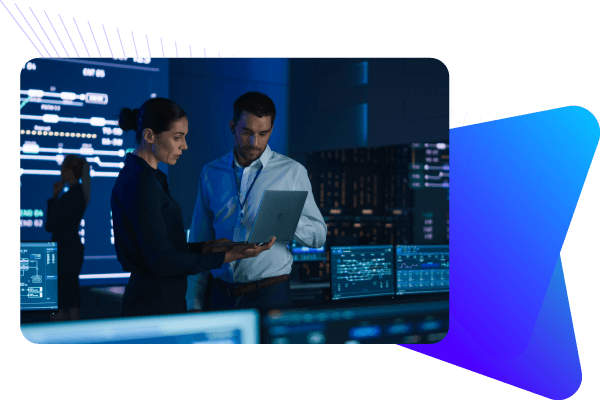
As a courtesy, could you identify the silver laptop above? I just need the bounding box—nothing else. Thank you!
[206,190,308,247]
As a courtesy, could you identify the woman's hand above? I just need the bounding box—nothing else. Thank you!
[52,181,65,198]
[222,237,276,263]
[201,238,234,254]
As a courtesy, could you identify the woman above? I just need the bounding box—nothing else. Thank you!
[112,97,274,317]
[46,154,91,320]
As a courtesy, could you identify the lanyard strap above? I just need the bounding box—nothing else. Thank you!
[232,161,263,211]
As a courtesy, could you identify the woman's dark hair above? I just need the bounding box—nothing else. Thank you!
[62,154,85,180]
[118,97,187,144]
[232,92,276,128]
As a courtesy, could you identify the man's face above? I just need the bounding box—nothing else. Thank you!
[230,111,273,166]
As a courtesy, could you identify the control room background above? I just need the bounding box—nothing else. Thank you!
[20,58,449,320]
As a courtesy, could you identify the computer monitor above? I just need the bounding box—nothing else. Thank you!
[20,242,58,311]
[261,301,449,344]
[289,239,326,262]
[396,245,449,295]
[21,309,260,344]
[331,245,395,300]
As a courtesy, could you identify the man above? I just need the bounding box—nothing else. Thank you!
[186,91,326,311]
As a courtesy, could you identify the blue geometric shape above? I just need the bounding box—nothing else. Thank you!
[402,106,598,399]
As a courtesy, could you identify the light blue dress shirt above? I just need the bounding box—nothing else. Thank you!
[186,144,327,310]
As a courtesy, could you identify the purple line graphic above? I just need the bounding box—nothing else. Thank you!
[102,24,113,58]
[116,27,125,57]
[44,10,68,57]
[204,48,206,57]
[189,45,191,57]
[146,34,151,57]
[15,3,50,57]
[59,14,79,57]
[73,17,90,57]
[30,7,58,57]
[0,0,43,57]
[161,38,164,57]
[132,32,138,58]
[463,111,468,126]
[88,21,101,57]
[175,41,178,57]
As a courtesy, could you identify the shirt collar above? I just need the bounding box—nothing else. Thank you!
[231,144,272,170]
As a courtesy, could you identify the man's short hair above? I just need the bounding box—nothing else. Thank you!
[232,92,276,128]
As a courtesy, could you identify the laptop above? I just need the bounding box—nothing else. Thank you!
[206,190,308,247]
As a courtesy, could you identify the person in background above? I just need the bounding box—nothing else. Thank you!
[187,91,326,312]
[46,154,91,321]
[112,97,275,317]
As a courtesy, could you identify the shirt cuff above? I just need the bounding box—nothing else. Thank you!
[198,251,226,273]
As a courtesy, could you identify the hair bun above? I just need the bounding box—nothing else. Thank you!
[118,107,139,131]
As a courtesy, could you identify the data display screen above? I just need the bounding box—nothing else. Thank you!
[21,309,259,344]
[20,58,168,285]
[396,245,449,294]
[331,245,395,300]
[20,242,58,310]
[262,301,449,344]
[289,239,326,262]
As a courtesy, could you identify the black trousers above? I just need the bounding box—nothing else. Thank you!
[209,278,293,312]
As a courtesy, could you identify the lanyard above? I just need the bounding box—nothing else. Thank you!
[232,160,263,224]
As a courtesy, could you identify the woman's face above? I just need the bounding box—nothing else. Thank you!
[151,117,189,165]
